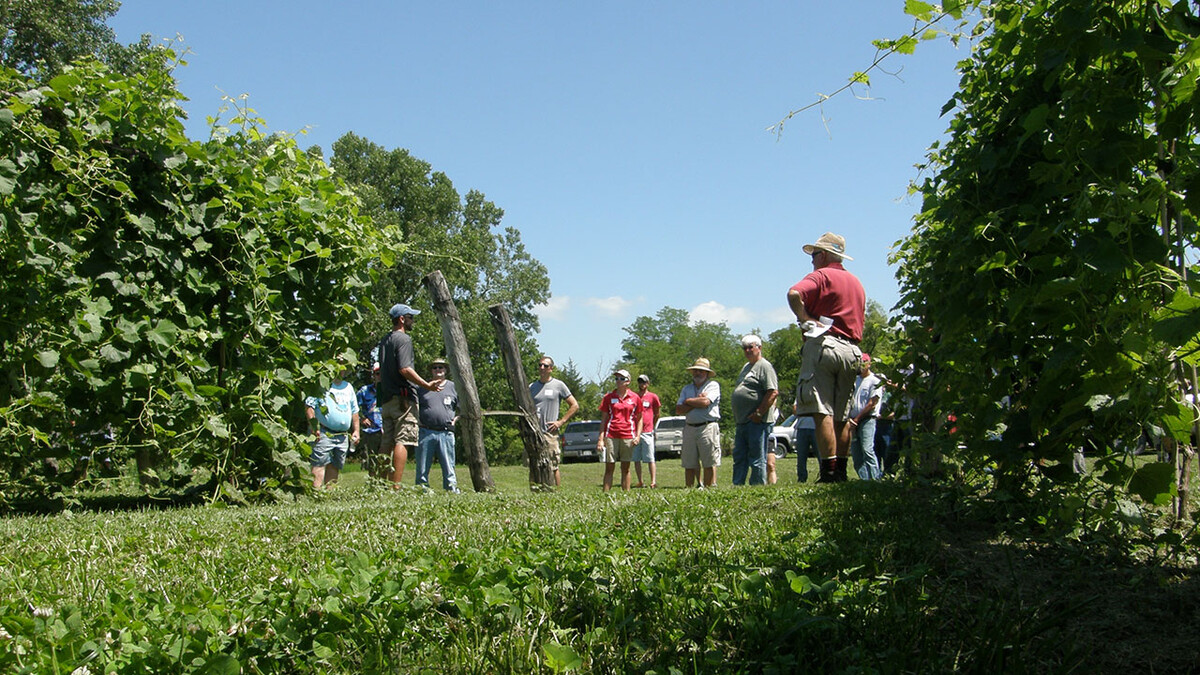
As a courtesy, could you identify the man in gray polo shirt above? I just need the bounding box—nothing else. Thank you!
[415,358,460,493]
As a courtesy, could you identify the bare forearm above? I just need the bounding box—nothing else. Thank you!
[755,390,778,418]
[400,366,438,391]
[788,290,812,323]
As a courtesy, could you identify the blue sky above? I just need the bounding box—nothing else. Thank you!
[110,1,967,382]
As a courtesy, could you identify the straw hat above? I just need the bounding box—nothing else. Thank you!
[802,232,853,261]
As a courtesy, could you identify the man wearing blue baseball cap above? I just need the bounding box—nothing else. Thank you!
[378,302,443,488]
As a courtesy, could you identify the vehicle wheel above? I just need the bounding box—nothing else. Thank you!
[769,436,788,459]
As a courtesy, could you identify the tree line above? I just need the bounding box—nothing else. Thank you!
[0,4,553,507]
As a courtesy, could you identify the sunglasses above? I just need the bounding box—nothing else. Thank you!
[538,363,552,369]
[614,376,628,381]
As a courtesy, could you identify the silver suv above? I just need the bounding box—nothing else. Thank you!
[769,414,794,458]
[654,416,685,458]
[560,420,603,462]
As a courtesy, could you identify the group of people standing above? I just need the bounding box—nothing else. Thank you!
[563,230,875,490]
[529,357,662,492]
[551,331,781,493]
[306,230,879,492]
[306,303,460,492]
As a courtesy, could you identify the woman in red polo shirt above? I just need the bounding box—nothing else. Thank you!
[596,368,642,492]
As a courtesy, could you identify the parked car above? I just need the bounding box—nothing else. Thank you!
[768,414,795,458]
[560,420,603,462]
[654,416,686,458]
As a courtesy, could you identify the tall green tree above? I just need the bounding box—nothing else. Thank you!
[0,0,149,77]
[765,324,805,413]
[0,52,390,506]
[890,0,1198,502]
[619,307,741,439]
[859,299,900,370]
[330,133,550,463]
[556,359,600,420]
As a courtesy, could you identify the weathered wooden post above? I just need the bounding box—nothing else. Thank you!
[422,271,493,492]
[488,303,556,489]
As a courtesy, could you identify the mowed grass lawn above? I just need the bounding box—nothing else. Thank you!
[2,456,1197,673]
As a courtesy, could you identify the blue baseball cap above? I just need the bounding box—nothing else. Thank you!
[389,303,420,318]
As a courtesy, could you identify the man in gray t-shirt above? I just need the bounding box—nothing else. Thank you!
[731,334,779,486]
[529,356,580,486]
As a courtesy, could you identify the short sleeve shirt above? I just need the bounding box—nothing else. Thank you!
[599,389,641,439]
[530,378,573,432]
[305,380,359,433]
[378,329,416,405]
[357,384,382,434]
[790,262,866,342]
[732,358,779,424]
[850,373,883,418]
[417,381,458,429]
[677,379,721,424]
[638,391,661,433]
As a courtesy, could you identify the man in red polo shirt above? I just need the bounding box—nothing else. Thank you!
[787,232,866,482]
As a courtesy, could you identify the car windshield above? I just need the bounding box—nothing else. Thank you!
[781,414,797,427]
[656,418,686,430]
[566,421,601,433]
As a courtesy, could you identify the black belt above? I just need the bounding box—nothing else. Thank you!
[687,421,716,427]
[421,426,454,432]
[823,333,860,345]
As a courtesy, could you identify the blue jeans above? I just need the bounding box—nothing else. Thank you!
[416,429,459,492]
[850,417,881,481]
[795,425,818,482]
[732,421,770,486]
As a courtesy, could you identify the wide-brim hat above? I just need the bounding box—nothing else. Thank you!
[430,358,449,368]
[685,357,715,374]
[802,232,853,261]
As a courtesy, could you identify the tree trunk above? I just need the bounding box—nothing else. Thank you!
[487,304,556,490]
[422,271,493,492]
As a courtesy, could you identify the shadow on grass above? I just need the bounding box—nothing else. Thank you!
[7,490,209,514]
[790,481,1200,673]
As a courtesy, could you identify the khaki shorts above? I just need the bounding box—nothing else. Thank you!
[795,334,862,422]
[681,422,721,469]
[543,433,562,470]
[601,437,636,464]
[381,396,419,448]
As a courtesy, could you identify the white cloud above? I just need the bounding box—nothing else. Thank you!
[762,306,797,326]
[689,301,753,326]
[534,295,571,321]
[584,296,633,317]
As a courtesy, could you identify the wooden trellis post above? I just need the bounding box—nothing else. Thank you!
[488,304,556,490]
[422,271,493,492]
